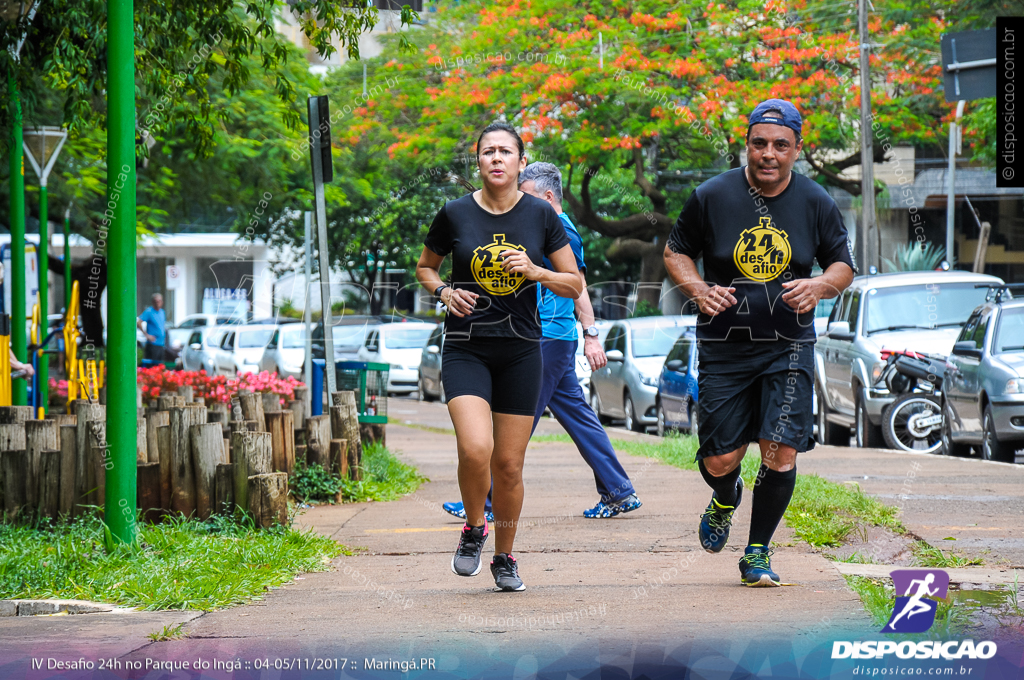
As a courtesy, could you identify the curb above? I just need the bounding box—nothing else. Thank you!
[0,599,137,617]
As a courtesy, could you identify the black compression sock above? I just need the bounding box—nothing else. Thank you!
[748,465,797,547]
[698,459,741,507]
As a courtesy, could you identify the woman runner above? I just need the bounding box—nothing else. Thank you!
[415,121,582,591]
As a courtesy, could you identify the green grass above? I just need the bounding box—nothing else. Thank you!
[341,442,428,503]
[533,432,905,548]
[912,542,984,568]
[0,514,346,610]
[844,575,973,638]
[147,623,186,641]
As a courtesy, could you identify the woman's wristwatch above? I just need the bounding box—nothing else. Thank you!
[434,284,449,302]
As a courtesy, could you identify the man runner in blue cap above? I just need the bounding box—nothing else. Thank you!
[663,98,855,586]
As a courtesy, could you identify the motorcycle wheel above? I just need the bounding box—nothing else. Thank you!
[882,394,943,453]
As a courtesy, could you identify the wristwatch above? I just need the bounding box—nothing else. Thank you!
[434,284,449,300]
[584,325,600,338]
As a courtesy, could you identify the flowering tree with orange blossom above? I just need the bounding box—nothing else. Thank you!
[318,0,959,304]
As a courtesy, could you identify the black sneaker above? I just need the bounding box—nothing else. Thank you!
[490,552,526,592]
[738,545,781,587]
[451,524,488,577]
[698,477,743,553]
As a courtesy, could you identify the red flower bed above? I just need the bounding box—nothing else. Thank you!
[136,367,304,408]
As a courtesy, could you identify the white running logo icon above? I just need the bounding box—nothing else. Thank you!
[886,573,939,631]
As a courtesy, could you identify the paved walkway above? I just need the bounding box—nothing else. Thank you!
[3,398,1022,675]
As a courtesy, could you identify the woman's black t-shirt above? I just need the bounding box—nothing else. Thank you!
[424,192,570,340]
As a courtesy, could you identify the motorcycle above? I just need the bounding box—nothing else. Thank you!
[878,350,947,453]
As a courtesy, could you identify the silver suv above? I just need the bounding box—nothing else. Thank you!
[815,271,1003,448]
[589,315,696,432]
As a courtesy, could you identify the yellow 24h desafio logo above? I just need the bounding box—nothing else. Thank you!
[472,234,527,295]
[733,216,792,282]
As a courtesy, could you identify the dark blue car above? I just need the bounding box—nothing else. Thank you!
[656,331,699,437]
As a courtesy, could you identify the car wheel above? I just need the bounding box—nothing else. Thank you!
[882,395,942,453]
[940,400,972,457]
[656,400,668,437]
[688,402,700,438]
[855,389,886,449]
[981,405,1015,462]
[624,392,643,433]
[816,380,848,446]
[591,389,611,425]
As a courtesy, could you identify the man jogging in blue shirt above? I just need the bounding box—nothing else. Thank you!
[137,293,167,363]
[443,162,641,520]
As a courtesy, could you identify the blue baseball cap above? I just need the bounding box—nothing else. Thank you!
[747,98,802,136]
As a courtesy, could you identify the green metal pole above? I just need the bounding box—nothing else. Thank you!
[63,211,70,311]
[105,0,137,546]
[8,74,26,406]
[37,184,47,415]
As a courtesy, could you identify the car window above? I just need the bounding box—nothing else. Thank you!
[266,330,279,349]
[994,307,1024,353]
[428,327,442,347]
[847,290,862,332]
[679,338,693,371]
[832,291,851,323]
[332,325,369,348]
[970,313,990,350]
[220,332,235,350]
[383,326,434,349]
[188,331,201,345]
[863,283,991,334]
[957,313,979,343]
[179,319,196,329]
[239,329,274,349]
[603,326,619,352]
[365,331,379,351]
[631,324,684,358]
[281,325,307,349]
[666,338,685,363]
[195,318,207,327]
[206,330,226,348]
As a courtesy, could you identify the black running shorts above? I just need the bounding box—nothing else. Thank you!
[695,339,815,460]
[441,337,542,416]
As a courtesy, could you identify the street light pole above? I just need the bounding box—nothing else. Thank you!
[858,0,877,273]
[105,0,137,547]
[8,74,26,406]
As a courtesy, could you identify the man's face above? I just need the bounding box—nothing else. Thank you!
[519,179,555,208]
[745,122,802,189]
[153,295,163,310]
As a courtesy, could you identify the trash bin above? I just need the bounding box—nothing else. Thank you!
[336,361,389,424]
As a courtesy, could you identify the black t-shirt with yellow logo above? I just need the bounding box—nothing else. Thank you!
[424,192,570,340]
[667,167,855,342]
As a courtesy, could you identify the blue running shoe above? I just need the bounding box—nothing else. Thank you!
[739,545,781,587]
[583,493,642,518]
[442,501,494,523]
[698,477,743,553]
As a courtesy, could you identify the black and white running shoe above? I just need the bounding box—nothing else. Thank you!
[451,524,488,577]
[490,552,526,592]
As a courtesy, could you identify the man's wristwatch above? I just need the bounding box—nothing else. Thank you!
[584,325,600,338]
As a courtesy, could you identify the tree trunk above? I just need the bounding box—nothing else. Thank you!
[26,420,58,510]
[145,411,169,463]
[0,406,32,424]
[214,463,234,515]
[50,413,76,428]
[157,424,171,512]
[136,416,147,463]
[287,399,305,431]
[239,392,265,432]
[190,422,225,520]
[262,392,281,414]
[265,411,295,475]
[158,395,182,411]
[58,424,76,516]
[169,405,206,517]
[73,402,104,515]
[0,424,26,451]
[232,431,272,515]
[1,450,28,521]
[247,472,288,528]
[332,391,357,408]
[360,423,386,447]
[37,449,60,520]
[86,420,106,508]
[136,462,161,523]
[306,415,332,469]
[331,439,348,478]
[330,404,362,474]
[177,385,193,402]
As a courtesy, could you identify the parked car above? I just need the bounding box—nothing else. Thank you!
[418,324,445,402]
[942,288,1024,462]
[260,323,311,379]
[311,316,382,365]
[175,313,244,330]
[589,315,697,432]
[212,324,278,375]
[358,321,437,395]
[655,329,699,437]
[815,271,1003,449]
[181,327,228,374]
